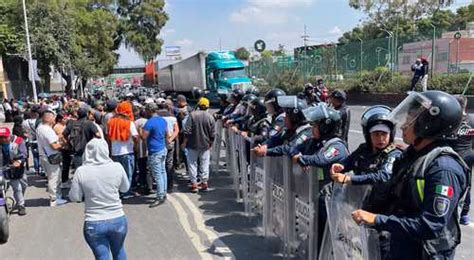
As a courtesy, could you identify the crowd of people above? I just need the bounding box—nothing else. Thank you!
[0,80,472,259]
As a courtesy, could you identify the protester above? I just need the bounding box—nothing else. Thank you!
[142,102,169,207]
[108,101,138,199]
[36,110,67,206]
[182,97,215,193]
[69,138,130,260]
[135,108,152,195]
[158,99,179,192]
[329,90,350,143]
[0,126,28,215]
[53,113,72,188]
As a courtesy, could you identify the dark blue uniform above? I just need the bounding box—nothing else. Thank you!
[374,142,469,259]
[265,125,312,156]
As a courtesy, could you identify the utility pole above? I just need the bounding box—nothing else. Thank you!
[430,23,436,78]
[301,24,310,81]
[22,0,38,103]
[357,37,363,77]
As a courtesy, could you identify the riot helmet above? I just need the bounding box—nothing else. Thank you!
[229,88,245,103]
[192,87,204,99]
[389,91,462,140]
[264,88,286,114]
[250,97,267,119]
[361,105,395,147]
[277,96,308,125]
[302,103,341,138]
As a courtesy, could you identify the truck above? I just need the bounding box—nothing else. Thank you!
[158,51,253,99]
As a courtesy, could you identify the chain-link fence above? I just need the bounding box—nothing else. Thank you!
[248,27,472,89]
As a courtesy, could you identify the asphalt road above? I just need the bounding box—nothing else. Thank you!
[0,105,472,259]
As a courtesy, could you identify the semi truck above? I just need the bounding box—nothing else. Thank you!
[158,51,252,99]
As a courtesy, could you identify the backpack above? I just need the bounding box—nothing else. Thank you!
[68,120,88,154]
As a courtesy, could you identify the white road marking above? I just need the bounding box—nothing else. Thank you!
[349,129,403,141]
[173,192,234,259]
[167,195,214,260]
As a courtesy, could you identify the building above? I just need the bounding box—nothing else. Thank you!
[398,22,474,74]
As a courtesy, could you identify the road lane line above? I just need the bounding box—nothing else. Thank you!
[167,195,214,260]
[173,192,234,259]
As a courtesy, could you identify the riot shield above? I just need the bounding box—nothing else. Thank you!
[287,164,319,260]
[265,156,291,256]
[321,181,380,260]
[239,136,253,214]
[210,120,223,172]
[230,130,242,200]
[249,151,267,235]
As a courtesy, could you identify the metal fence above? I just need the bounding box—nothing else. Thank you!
[211,121,380,259]
[248,28,470,84]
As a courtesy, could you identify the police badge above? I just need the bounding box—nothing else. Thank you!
[433,196,450,217]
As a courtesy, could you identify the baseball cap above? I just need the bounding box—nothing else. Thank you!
[0,127,11,137]
[198,97,210,108]
[369,124,391,134]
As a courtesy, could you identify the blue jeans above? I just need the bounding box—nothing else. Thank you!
[112,154,135,195]
[148,149,167,199]
[84,215,128,260]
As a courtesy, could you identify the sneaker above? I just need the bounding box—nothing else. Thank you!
[149,198,166,208]
[121,194,134,200]
[60,181,71,189]
[50,198,68,207]
[460,215,471,225]
[190,183,199,193]
[200,182,209,192]
[18,205,26,216]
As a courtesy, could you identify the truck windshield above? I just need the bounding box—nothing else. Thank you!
[220,68,247,79]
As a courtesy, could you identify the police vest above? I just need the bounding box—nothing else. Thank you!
[248,116,271,135]
[269,112,285,137]
[289,124,312,146]
[395,146,469,256]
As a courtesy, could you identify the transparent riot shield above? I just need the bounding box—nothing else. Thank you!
[265,156,291,256]
[249,150,267,234]
[225,127,233,176]
[321,181,380,260]
[287,164,319,260]
[230,131,242,200]
[210,120,223,172]
[239,136,253,215]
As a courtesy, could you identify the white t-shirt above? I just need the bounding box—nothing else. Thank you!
[111,122,138,156]
[163,116,177,136]
[36,124,60,156]
[135,118,148,158]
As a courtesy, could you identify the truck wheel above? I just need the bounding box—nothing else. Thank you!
[0,206,9,244]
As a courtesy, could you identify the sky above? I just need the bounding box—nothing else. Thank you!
[117,0,474,67]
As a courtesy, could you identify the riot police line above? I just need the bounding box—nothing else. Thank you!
[210,88,471,260]
[211,120,381,259]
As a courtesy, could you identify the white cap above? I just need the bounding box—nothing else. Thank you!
[369,124,391,133]
[145,98,154,104]
[156,98,166,104]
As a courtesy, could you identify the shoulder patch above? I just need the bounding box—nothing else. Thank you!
[433,196,450,217]
[435,185,453,198]
[324,146,340,159]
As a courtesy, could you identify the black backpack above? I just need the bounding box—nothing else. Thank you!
[68,120,88,154]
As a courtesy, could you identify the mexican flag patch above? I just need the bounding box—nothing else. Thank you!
[435,185,453,198]
[324,146,339,159]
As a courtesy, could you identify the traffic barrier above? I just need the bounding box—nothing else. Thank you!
[214,121,379,260]
[210,120,223,172]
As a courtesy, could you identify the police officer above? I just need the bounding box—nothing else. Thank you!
[264,88,286,138]
[253,96,311,156]
[289,103,349,250]
[242,97,272,145]
[329,89,350,143]
[222,89,245,122]
[213,93,230,120]
[352,91,470,259]
[228,94,257,128]
[330,105,402,212]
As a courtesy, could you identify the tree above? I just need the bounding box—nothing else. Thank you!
[118,0,169,62]
[235,47,250,60]
[273,44,286,56]
[348,0,455,25]
[0,0,23,57]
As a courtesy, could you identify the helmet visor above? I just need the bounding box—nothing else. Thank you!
[361,106,392,127]
[277,96,298,109]
[302,103,329,123]
[388,92,432,130]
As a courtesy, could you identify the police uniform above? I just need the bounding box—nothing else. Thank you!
[247,114,272,145]
[265,124,312,156]
[341,143,402,212]
[269,112,286,138]
[374,143,468,259]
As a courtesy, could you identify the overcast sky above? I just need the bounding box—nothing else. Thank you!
[117,0,474,67]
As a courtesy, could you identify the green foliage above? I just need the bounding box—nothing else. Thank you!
[235,47,250,60]
[0,0,24,56]
[118,0,168,62]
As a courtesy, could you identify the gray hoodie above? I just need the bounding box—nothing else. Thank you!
[69,138,130,221]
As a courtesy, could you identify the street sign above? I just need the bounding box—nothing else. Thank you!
[254,40,266,53]
[454,31,462,40]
